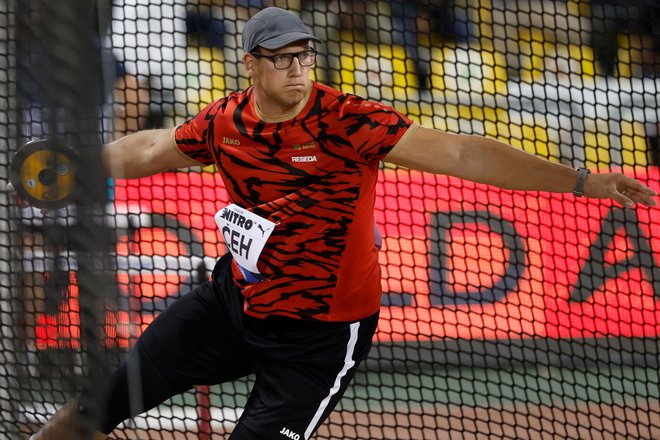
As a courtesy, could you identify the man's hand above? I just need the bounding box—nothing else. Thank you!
[583,173,657,208]
[5,181,51,215]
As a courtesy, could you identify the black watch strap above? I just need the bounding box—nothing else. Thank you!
[572,167,591,197]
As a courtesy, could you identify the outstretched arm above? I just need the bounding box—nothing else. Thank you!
[385,125,657,208]
[102,128,200,179]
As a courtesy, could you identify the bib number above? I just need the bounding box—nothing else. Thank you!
[214,204,275,276]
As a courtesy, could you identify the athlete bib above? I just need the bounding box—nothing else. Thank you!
[215,204,275,280]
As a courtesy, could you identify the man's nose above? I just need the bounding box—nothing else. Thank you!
[289,57,303,74]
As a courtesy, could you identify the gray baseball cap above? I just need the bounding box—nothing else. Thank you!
[242,7,321,53]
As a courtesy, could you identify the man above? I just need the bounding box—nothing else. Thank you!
[30,6,657,440]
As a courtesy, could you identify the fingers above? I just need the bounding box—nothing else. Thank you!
[618,182,657,208]
[621,188,657,208]
[5,181,51,213]
[617,188,633,208]
[4,182,26,207]
[625,178,658,197]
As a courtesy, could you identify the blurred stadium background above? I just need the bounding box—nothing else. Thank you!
[1,0,658,439]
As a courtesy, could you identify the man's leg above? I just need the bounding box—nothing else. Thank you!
[32,255,253,438]
[230,312,379,440]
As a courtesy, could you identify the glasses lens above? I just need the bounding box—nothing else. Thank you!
[273,54,293,69]
[299,50,316,66]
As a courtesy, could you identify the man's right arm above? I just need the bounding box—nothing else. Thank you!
[102,128,200,179]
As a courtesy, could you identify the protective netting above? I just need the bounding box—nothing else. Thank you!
[2,0,659,439]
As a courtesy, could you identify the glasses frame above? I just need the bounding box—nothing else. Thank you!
[251,49,318,70]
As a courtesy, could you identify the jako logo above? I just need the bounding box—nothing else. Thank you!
[279,427,301,440]
[223,137,240,145]
[292,156,317,163]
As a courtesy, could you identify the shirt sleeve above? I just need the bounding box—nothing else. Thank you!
[339,95,413,163]
[174,99,223,166]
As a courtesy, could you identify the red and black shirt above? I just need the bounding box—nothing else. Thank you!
[175,82,413,321]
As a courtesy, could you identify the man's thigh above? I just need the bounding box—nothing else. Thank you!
[232,313,379,440]
[138,278,252,385]
[97,260,253,433]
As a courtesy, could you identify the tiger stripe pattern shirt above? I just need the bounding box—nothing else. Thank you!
[175,82,414,321]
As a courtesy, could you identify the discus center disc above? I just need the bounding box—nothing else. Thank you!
[38,168,57,185]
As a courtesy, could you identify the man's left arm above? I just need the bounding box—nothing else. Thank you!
[384,125,657,208]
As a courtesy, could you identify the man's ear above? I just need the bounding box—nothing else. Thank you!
[244,54,256,72]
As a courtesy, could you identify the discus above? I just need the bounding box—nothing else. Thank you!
[9,139,77,210]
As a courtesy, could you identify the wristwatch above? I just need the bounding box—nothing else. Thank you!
[572,167,591,197]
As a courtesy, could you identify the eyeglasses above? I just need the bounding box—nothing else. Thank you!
[251,49,318,70]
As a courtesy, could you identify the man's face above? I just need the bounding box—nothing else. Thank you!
[245,41,315,113]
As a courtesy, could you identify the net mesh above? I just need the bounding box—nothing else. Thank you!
[2,0,659,439]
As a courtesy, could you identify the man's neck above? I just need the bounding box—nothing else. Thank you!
[253,83,313,123]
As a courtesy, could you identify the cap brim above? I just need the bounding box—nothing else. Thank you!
[257,31,322,50]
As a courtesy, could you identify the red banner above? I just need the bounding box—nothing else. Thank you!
[375,167,660,341]
[33,167,660,348]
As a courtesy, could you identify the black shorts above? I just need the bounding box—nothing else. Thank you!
[93,254,379,439]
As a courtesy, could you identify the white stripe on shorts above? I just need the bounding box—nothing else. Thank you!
[303,321,360,440]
